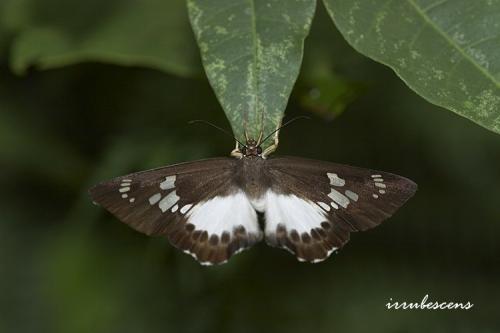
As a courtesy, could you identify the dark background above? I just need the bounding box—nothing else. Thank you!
[1,4,499,333]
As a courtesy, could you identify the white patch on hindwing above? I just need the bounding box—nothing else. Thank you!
[249,196,266,212]
[261,191,328,235]
[186,191,260,236]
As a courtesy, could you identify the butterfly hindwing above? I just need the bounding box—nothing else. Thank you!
[89,158,262,265]
[90,154,417,265]
[263,156,417,262]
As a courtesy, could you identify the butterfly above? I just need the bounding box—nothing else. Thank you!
[89,123,417,265]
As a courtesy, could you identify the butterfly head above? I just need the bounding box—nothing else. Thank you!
[240,139,263,157]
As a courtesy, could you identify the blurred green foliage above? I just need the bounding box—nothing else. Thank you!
[0,2,499,333]
[1,0,200,76]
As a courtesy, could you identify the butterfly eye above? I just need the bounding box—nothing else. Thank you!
[257,147,262,154]
[241,147,247,155]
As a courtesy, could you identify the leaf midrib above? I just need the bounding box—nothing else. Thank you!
[248,0,260,134]
[407,0,499,88]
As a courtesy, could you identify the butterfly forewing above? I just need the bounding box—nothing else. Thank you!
[263,156,417,263]
[89,158,262,265]
[90,154,417,265]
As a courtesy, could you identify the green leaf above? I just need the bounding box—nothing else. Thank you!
[4,0,200,77]
[188,0,316,148]
[323,0,500,134]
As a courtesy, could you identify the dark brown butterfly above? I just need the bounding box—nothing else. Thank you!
[89,124,417,266]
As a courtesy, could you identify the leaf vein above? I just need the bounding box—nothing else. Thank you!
[406,0,499,88]
[421,0,449,14]
[464,34,500,49]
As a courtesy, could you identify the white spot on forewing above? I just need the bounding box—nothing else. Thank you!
[317,201,331,212]
[264,191,327,235]
[375,183,386,188]
[345,190,359,202]
[129,198,135,203]
[371,174,382,178]
[120,180,131,187]
[121,194,128,198]
[149,193,161,205]
[180,204,193,214]
[119,187,130,193]
[160,175,176,190]
[331,201,339,209]
[171,204,178,213]
[327,173,346,187]
[373,194,379,199]
[374,178,384,182]
[379,189,386,194]
[186,192,260,236]
[159,190,179,212]
[328,189,350,208]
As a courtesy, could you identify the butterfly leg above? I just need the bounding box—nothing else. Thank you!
[262,135,279,158]
[231,141,243,158]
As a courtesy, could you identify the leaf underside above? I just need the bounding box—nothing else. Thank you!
[188,0,317,148]
[324,0,500,134]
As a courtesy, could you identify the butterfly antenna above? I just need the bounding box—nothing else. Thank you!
[260,116,311,144]
[189,120,247,148]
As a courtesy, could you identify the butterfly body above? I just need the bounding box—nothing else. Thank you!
[90,138,417,265]
[233,156,270,203]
